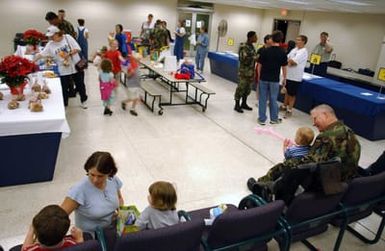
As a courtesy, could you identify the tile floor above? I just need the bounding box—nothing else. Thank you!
[0,61,384,250]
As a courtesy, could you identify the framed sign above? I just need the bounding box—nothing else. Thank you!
[377,67,385,82]
[310,53,321,65]
[185,20,191,27]
[227,38,234,46]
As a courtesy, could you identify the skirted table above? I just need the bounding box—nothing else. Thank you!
[0,77,70,186]
[293,74,385,141]
[208,51,239,83]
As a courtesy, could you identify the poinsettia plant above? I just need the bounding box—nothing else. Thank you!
[0,55,36,87]
[23,29,46,45]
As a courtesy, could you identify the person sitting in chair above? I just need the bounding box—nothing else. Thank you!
[248,104,361,200]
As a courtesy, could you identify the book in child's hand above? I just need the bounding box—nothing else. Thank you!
[117,205,140,236]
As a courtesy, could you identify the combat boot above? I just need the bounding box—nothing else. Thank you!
[241,95,253,110]
[234,100,243,113]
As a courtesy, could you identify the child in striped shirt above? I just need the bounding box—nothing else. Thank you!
[284,127,314,160]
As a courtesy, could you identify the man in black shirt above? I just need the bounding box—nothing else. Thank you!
[257,30,287,125]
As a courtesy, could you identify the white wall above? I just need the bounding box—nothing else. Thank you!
[210,4,264,52]
[0,1,384,71]
[0,0,178,57]
[260,9,385,70]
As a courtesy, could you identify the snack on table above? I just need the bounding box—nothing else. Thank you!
[31,82,42,92]
[8,100,19,110]
[42,83,51,94]
[43,71,56,78]
[0,91,3,100]
[37,92,49,99]
[30,101,43,112]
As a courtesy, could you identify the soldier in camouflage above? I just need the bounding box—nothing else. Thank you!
[234,31,258,113]
[151,21,169,51]
[249,104,360,189]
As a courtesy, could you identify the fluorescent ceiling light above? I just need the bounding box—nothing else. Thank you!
[328,0,374,6]
[279,0,310,5]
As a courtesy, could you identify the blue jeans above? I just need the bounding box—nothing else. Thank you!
[258,80,280,122]
[195,48,207,71]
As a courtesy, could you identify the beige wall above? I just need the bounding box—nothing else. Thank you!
[0,0,178,57]
[210,4,264,52]
[260,9,385,70]
[0,0,384,70]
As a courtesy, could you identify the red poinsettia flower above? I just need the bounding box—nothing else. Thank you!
[23,29,46,45]
[0,55,37,87]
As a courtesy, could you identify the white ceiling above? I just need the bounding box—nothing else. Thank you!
[190,0,385,14]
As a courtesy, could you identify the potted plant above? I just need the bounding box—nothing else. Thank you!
[23,29,46,54]
[0,55,36,102]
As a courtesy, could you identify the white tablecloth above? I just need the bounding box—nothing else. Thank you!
[0,77,70,138]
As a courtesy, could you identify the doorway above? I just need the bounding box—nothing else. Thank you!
[177,10,212,57]
[273,19,301,42]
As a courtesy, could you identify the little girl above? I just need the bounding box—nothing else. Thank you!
[135,181,179,230]
[99,59,116,115]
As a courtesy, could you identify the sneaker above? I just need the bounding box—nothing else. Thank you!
[80,101,88,109]
[279,105,286,111]
[270,118,282,124]
[257,119,266,126]
[247,178,257,192]
[284,110,292,118]
[121,102,126,111]
[129,110,138,116]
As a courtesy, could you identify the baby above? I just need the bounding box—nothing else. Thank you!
[283,127,315,160]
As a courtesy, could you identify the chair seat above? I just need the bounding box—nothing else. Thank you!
[331,208,373,226]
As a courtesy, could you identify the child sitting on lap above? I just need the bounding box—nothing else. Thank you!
[22,205,83,251]
[135,181,179,230]
[283,126,315,160]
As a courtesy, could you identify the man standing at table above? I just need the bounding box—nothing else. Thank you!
[45,11,77,97]
[257,30,287,125]
[311,32,333,77]
[281,35,308,118]
[234,31,258,113]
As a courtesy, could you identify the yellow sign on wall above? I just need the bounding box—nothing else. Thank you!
[227,38,234,46]
[310,53,321,65]
[378,67,385,82]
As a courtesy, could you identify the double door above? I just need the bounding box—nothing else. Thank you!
[177,12,211,57]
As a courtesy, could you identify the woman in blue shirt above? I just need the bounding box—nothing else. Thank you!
[61,152,124,236]
[195,27,209,73]
[114,24,128,57]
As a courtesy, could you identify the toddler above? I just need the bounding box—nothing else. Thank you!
[283,127,314,160]
[104,39,126,84]
[121,54,141,116]
[22,205,83,251]
[135,181,179,230]
[99,59,116,116]
[92,46,107,68]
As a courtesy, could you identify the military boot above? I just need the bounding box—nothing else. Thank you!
[234,100,243,113]
[241,95,253,110]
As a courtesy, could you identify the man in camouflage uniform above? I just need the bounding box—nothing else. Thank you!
[45,11,76,38]
[151,21,169,51]
[234,31,258,113]
[248,104,361,193]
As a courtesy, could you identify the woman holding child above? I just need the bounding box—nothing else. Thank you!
[61,151,124,235]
